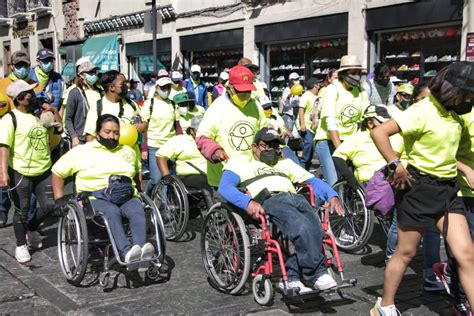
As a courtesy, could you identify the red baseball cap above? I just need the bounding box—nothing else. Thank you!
[229,65,256,92]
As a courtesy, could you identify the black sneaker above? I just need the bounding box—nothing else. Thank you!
[452,301,473,316]
[0,212,7,228]
[423,275,445,292]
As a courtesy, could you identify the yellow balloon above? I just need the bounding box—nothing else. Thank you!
[49,134,61,149]
[119,124,138,147]
[291,83,303,96]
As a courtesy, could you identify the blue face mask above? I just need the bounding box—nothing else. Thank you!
[40,62,53,73]
[85,73,98,86]
[13,66,29,79]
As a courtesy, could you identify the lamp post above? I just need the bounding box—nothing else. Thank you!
[146,0,158,74]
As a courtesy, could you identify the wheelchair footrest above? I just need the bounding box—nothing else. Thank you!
[337,278,357,289]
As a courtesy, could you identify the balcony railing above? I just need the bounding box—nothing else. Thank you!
[27,0,52,14]
[7,0,29,19]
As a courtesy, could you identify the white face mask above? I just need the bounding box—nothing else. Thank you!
[178,107,188,116]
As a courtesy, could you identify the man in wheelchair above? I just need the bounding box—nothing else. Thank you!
[218,127,345,293]
[52,114,154,269]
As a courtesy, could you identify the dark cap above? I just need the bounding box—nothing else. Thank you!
[11,51,30,65]
[36,48,55,60]
[185,91,196,102]
[305,77,323,89]
[254,127,285,145]
[363,104,391,122]
[444,62,474,93]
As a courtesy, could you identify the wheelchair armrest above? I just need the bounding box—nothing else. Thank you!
[295,184,316,208]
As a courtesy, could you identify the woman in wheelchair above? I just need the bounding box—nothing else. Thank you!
[156,115,213,206]
[218,127,345,293]
[332,104,403,189]
[51,114,154,267]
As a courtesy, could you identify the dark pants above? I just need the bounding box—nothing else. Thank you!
[9,169,54,246]
[300,130,315,170]
[181,174,214,208]
[263,192,326,283]
[0,189,11,215]
[447,197,474,303]
[90,197,146,257]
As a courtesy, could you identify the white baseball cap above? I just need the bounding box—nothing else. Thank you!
[190,64,201,73]
[75,57,91,67]
[289,72,300,80]
[219,71,229,81]
[6,80,38,99]
[171,71,183,81]
[156,76,173,86]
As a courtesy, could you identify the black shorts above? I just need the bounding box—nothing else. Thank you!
[396,165,465,229]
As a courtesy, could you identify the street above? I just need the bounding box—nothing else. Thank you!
[0,213,453,315]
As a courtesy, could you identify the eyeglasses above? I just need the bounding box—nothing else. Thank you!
[258,142,281,151]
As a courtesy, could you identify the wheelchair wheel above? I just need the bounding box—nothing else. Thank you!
[140,192,166,263]
[329,181,374,252]
[201,203,251,295]
[57,201,89,285]
[152,176,189,241]
[252,274,273,306]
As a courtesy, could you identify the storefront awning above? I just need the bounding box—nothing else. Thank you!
[366,0,463,31]
[126,38,171,56]
[180,28,243,51]
[82,34,119,72]
[139,56,165,74]
[255,13,348,43]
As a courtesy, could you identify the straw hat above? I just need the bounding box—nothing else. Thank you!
[336,55,366,72]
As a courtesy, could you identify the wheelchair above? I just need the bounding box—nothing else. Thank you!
[57,192,167,288]
[151,175,214,241]
[328,180,392,252]
[200,185,356,306]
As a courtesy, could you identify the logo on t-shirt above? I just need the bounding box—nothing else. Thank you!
[28,126,48,152]
[228,121,254,152]
[340,104,361,128]
[255,166,286,178]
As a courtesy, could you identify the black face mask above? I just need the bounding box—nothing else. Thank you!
[119,84,129,98]
[451,102,473,115]
[98,136,119,150]
[375,78,390,87]
[260,149,280,166]
[343,74,361,88]
[400,100,411,110]
[191,73,200,81]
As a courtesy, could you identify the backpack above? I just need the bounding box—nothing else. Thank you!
[7,111,17,131]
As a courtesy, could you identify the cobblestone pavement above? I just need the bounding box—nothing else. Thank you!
[0,210,452,315]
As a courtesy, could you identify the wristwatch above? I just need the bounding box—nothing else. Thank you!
[388,159,401,171]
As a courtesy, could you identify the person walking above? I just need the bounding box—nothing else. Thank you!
[184,64,208,109]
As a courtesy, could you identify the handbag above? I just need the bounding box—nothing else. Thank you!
[364,166,394,216]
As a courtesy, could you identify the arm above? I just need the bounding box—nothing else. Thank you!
[329,129,342,148]
[175,120,183,135]
[457,161,474,189]
[298,107,306,132]
[0,145,9,188]
[332,157,358,189]
[195,135,227,162]
[52,173,65,199]
[218,170,251,210]
[64,89,79,143]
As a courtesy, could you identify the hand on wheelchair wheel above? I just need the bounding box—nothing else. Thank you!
[246,200,265,219]
[324,196,345,217]
[161,174,174,185]
[53,196,69,217]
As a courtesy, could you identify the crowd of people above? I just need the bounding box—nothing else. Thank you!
[0,47,473,316]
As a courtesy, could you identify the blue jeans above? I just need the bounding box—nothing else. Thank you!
[315,140,338,186]
[386,208,441,278]
[300,130,315,170]
[447,199,474,302]
[90,197,146,257]
[146,146,161,195]
[0,189,11,214]
[281,146,300,165]
[263,193,326,283]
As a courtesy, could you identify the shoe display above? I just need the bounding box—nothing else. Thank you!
[15,245,31,264]
[424,55,438,63]
[278,280,313,294]
[276,75,285,81]
[432,262,452,295]
[423,275,446,292]
[439,55,452,62]
[386,54,397,58]
[271,86,279,92]
[322,68,329,74]
[397,51,410,58]
[313,273,337,290]
[411,51,421,57]
[423,70,437,77]
[313,68,321,74]
[312,58,320,63]
[397,64,409,71]
[409,64,420,71]
[370,297,401,316]
[27,230,43,249]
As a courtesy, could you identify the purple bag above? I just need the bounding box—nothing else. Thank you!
[364,167,395,216]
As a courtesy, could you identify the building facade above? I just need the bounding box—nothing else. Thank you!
[0,0,472,91]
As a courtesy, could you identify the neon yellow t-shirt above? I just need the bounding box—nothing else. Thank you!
[196,96,267,187]
[52,140,139,193]
[296,90,318,133]
[179,105,205,130]
[315,80,369,141]
[392,94,462,179]
[0,109,52,176]
[169,86,186,101]
[83,96,138,136]
[141,97,179,148]
[333,130,404,182]
[457,111,474,197]
[252,79,267,100]
[156,134,207,176]
[224,156,312,198]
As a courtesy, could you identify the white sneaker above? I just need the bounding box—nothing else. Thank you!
[314,273,337,290]
[141,243,154,260]
[124,245,141,271]
[15,245,31,264]
[370,297,401,316]
[278,280,313,294]
[27,230,43,249]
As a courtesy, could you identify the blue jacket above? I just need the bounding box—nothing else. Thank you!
[184,78,208,109]
[29,66,64,109]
